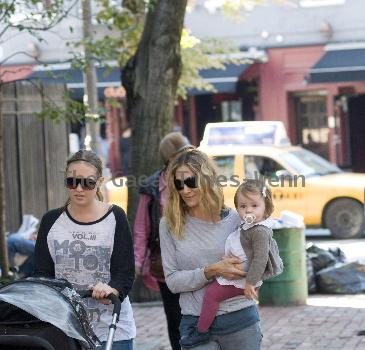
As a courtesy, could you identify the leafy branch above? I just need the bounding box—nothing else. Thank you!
[0,1,79,40]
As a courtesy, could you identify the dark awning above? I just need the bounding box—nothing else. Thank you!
[31,62,251,98]
[189,63,251,95]
[28,50,267,99]
[29,63,121,100]
[309,48,365,83]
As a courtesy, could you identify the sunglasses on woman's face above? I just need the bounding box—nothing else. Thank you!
[65,177,97,190]
[174,176,198,191]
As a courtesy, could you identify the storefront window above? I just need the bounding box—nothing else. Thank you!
[221,100,242,122]
[294,95,330,160]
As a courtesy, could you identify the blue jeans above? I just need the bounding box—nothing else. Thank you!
[99,339,133,350]
[7,235,35,261]
[7,235,36,262]
[179,307,262,350]
[7,235,36,277]
[182,322,262,349]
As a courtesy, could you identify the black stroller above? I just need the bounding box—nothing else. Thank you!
[0,278,121,350]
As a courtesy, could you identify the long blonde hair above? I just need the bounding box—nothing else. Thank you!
[64,150,104,207]
[164,149,224,239]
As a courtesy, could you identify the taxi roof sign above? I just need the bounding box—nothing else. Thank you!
[200,121,291,147]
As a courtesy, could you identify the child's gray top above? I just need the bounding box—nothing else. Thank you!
[159,209,256,316]
[240,225,272,285]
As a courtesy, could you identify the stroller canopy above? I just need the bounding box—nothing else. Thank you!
[0,278,97,349]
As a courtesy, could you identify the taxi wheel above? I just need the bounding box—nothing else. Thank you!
[324,198,364,239]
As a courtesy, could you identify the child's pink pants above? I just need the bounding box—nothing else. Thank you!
[197,280,243,332]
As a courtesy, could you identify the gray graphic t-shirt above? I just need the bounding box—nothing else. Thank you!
[42,208,136,342]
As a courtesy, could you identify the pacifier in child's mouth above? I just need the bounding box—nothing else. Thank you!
[244,214,256,225]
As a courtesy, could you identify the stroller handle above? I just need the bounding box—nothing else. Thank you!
[78,290,121,318]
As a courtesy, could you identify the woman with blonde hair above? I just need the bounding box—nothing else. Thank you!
[160,149,263,350]
[34,150,136,350]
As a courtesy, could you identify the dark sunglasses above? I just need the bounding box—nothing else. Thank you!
[65,177,98,190]
[174,177,198,191]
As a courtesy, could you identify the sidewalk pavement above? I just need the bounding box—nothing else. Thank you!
[133,295,365,350]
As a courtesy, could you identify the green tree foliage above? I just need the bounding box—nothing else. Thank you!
[0,1,84,123]
[0,1,78,45]
[91,0,144,66]
[179,29,246,99]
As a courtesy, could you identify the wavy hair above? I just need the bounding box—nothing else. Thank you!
[164,149,224,239]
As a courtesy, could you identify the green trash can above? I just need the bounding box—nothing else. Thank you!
[259,227,308,306]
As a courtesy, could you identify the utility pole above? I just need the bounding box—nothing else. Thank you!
[81,0,101,155]
[0,87,9,278]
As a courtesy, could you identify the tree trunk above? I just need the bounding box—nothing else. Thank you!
[0,89,9,278]
[123,0,187,225]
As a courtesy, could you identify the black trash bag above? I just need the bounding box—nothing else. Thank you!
[306,253,317,293]
[316,262,365,294]
[306,244,346,273]
[328,247,346,263]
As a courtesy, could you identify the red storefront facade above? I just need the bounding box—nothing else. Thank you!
[182,45,365,172]
[258,45,365,170]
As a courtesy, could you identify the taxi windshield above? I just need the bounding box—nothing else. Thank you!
[280,149,342,177]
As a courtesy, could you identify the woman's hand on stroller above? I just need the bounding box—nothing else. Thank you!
[88,282,119,305]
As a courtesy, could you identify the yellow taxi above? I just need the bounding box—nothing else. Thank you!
[105,121,365,239]
[199,121,365,239]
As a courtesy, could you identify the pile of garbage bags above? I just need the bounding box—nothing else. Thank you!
[306,243,365,294]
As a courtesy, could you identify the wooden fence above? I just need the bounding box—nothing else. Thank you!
[1,80,69,232]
